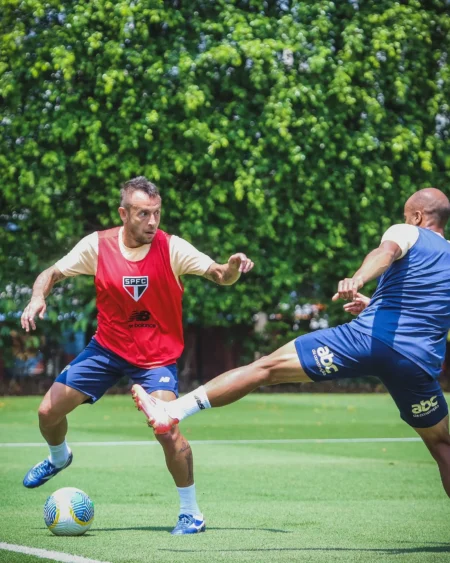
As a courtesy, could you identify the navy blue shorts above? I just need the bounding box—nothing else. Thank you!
[295,324,448,428]
[55,338,178,404]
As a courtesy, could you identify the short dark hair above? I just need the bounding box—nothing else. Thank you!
[120,176,160,207]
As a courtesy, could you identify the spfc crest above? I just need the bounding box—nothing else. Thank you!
[123,276,149,302]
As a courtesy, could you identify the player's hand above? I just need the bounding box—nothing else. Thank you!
[228,253,254,274]
[21,296,47,332]
[332,275,364,301]
[342,293,370,316]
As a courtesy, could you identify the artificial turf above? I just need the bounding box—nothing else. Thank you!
[0,393,449,563]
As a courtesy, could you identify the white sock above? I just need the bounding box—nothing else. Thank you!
[166,386,211,422]
[48,441,71,468]
[177,484,201,517]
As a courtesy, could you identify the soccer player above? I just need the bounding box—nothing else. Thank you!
[133,187,450,498]
[20,177,254,535]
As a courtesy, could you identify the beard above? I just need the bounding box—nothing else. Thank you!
[130,225,155,245]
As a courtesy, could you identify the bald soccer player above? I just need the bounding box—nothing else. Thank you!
[20,176,254,534]
[134,188,450,498]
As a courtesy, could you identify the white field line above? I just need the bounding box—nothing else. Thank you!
[0,542,111,563]
[0,437,421,447]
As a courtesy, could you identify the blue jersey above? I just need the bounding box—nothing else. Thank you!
[351,228,450,378]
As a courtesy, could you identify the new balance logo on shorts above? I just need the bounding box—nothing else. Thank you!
[411,396,439,417]
[312,346,339,376]
[159,376,171,383]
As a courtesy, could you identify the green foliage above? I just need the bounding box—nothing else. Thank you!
[1,0,449,333]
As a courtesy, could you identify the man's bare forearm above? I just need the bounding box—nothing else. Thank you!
[334,241,401,301]
[352,247,399,285]
[204,265,240,286]
[204,253,253,286]
[218,265,241,285]
[32,266,66,299]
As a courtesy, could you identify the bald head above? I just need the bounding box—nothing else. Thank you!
[404,188,450,232]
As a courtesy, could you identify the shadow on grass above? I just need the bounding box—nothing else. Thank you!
[94,526,173,533]
[158,544,450,555]
[94,526,292,534]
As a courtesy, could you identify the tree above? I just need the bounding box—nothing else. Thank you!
[1,0,449,342]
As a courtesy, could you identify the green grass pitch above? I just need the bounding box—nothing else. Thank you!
[0,393,449,563]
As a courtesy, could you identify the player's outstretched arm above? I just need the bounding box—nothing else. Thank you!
[21,266,67,332]
[332,241,402,301]
[203,253,254,286]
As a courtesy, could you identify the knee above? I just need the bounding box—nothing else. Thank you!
[252,357,277,386]
[38,403,61,427]
[155,425,181,451]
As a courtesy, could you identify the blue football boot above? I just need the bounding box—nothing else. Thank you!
[171,514,206,535]
[23,452,73,488]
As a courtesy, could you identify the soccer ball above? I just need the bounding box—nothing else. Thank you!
[44,487,94,536]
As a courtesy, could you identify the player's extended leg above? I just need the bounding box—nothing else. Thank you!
[23,382,88,488]
[132,340,312,433]
[150,390,205,535]
[414,415,450,497]
[202,340,311,407]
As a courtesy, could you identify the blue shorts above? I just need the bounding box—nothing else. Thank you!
[55,338,178,404]
[295,323,448,428]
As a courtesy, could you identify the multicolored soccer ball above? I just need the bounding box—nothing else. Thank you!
[44,487,94,536]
